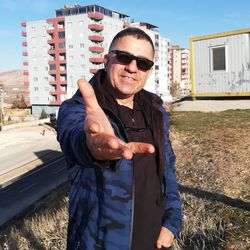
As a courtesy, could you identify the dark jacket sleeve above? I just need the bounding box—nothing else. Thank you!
[161,108,182,237]
[56,91,95,167]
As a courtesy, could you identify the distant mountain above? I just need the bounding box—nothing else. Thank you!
[0,70,27,87]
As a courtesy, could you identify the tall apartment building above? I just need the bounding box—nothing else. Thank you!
[170,45,191,96]
[21,4,172,115]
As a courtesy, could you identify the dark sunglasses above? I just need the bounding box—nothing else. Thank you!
[109,50,154,71]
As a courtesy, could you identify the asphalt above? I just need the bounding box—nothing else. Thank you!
[0,124,61,186]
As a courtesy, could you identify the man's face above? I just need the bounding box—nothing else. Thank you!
[104,36,154,100]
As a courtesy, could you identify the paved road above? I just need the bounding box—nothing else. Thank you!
[173,99,250,112]
[0,125,60,175]
[0,157,67,226]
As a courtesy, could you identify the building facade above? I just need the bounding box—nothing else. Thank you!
[21,5,172,115]
[170,45,191,96]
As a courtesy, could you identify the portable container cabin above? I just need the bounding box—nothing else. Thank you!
[190,28,250,98]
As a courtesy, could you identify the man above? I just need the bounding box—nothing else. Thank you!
[57,27,182,250]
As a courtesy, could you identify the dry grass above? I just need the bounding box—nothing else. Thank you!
[0,109,250,249]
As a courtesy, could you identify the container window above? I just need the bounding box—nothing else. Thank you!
[212,46,226,71]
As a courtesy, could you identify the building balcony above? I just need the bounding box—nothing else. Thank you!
[89,69,98,74]
[88,12,104,20]
[49,70,57,75]
[22,41,27,47]
[58,48,66,53]
[48,49,56,54]
[59,70,67,74]
[23,61,28,66]
[88,35,104,42]
[50,100,61,105]
[88,23,104,31]
[59,59,66,64]
[47,39,55,44]
[47,29,54,34]
[23,71,29,76]
[22,51,28,56]
[89,46,104,53]
[89,57,104,64]
[48,60,56,64]
[22,31,27,37]
[49,80,57,85]
[49,90,58,95]
[21,22,26,27]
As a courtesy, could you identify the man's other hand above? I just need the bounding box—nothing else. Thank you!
[156,227,174,249]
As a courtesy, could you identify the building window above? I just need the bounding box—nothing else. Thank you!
[34,87,39,91]
[49,64,56,70]
[80,43,84,48]
[69,44,73,49]
[59,31,65,39]
[34,77,38,82]
[59,42,65,49]
[212,46,226,71]
[67,22,72,27]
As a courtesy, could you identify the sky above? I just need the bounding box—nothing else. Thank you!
[1,0,250,73]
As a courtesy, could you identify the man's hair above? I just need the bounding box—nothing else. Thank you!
[109,27,155,55]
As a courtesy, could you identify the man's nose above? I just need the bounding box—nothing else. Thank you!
[125,59,138,72]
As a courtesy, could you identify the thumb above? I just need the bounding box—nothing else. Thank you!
[77,79,100,113]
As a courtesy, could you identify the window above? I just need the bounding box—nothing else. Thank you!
[34,87,38,91]
[34,77,38,82]
[58,31,65,39]
[59,42,65,49]
[212,46,226,71]
[69,44,73,49]
[49,64,56,70]
[80,43,84,48]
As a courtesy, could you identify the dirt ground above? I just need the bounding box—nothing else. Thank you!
[170,110,250,249]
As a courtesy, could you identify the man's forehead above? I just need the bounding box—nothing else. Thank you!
[111,36,154,56]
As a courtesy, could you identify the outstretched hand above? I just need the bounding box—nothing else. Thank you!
[77,79,155,161]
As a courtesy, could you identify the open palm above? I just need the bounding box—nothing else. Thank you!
[77,79,155,161]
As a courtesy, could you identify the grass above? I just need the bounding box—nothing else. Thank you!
[0,109,250,249]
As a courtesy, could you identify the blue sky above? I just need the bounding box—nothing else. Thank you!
[1,0,250,73]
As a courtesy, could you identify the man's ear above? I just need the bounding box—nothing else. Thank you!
[104,54,109,68]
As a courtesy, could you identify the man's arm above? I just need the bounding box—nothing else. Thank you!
[57,79,155,167]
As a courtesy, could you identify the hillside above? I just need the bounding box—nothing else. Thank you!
[0,70,27,87]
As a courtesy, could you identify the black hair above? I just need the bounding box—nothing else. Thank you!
[109,27,155,55]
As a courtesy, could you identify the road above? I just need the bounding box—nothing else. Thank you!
[0,125,60,175]
[0,157,67,227]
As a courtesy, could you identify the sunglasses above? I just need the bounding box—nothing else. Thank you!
[109,50,154,71]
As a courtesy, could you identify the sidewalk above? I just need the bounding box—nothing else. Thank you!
[172,99,250,112]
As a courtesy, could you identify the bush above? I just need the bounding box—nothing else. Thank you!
[40,109,48,119]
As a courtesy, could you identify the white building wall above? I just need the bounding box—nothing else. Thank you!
[193,33,250,94]
[26,20,50,105]
[65,14,124,98]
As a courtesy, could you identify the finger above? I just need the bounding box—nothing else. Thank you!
[85,117,101,134]
[77,79,100,113]
[127,142,155,154]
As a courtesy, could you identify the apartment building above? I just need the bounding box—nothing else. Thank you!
[170,45,191,96]
[21,4,172,115]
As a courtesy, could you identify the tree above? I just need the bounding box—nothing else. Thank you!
[40,109,48,119]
